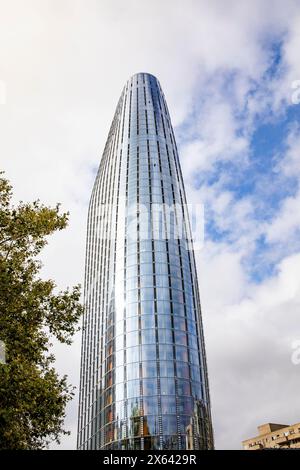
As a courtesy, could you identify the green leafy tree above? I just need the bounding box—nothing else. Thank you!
[0,173,83,449]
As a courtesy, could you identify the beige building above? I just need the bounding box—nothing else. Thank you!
[242,422,300,449]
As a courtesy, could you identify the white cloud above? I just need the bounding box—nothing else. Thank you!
[265,127,300,243]
[180,98,249,176]
[266,192,300,243]
[199,250,300,449]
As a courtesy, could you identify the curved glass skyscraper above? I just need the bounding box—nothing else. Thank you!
[77,73,213,450]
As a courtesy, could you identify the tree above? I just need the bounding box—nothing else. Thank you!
[0,173,83,449]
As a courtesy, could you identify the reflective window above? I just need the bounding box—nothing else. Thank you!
[126,362,140,381]
[159,360,174,377]
[116,334,124,351]
[161,396,176,414]
[140,263,153,276]
[126,346,139,363]
[142,361,157,378]
[127,379,140,398]
[115,383,125,401]
[162,415,177,436]
[172,303,185,317]
[173,316,186,331]
[190,365,201,382]
[177,379,191,396]
[140,301,155,315]
[127,397,140,417]
[143,378,158,396]
[176,362,190,379]
[174,330,187,347]
[158,328,173,344]
[141,315,155,329]
[144,436,161,450]
[126,331,139,347]
[141,328,156,344]
[191,381,203,400]
[175,346,188,362]
[178,396,193,415]
[157,314,171,329]
[141,344,156,361]
[143,396,159,415]
[143,415,159,436]
[160,378,175,396]
[158,344,173,361]
[115,366,125,383]
[126,316,139,332]
[190,349,200,365]
[128,418,141,437]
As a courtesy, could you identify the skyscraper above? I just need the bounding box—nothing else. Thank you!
[77,73,213,450]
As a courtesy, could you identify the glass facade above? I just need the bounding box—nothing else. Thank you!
[77,73,213,450]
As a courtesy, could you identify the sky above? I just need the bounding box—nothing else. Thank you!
[0,0,300,450]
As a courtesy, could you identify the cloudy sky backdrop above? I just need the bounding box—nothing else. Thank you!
[1,0,300,449]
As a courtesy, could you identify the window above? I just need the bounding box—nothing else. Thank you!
[126,331,139,348]
[115,383,125,401]
[126,363,140,381]
[158,344,173,360]
[143,396,158,415]
[126,316,139,332]
[159,360,174,377]
[140,288,154,302]
[175,346,188,362]
[126,346,139,363]
[140,301,155,315]
[127,397,140,417]
[141,276,153,288]
[178,396,193,415]
[176,362,189,379]
[142,361,157,378]
[190,365,201,382]
[141,329,156,344]
[143,415,159,436]
[127,379,140,398]
[160,378,175,396]
[140,263,153,276]
[157,315,171,329]
[177,379,191,396]
[173,316,186,331]
[190,349,199,365]
[141,315,155,329]
[158,328,173,344]
[128,417,141,437]
[191,381,202,400]
[161,396,176,414]
[141,344,156,361]
[143,378,158,396]
[174,330,187,347]
[162,415,177,435]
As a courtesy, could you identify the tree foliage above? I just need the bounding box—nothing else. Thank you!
[0,173,83,449]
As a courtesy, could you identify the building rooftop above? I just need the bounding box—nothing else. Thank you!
[242,421,300,450]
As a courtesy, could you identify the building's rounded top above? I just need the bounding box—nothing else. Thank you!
[128,72,158,81]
